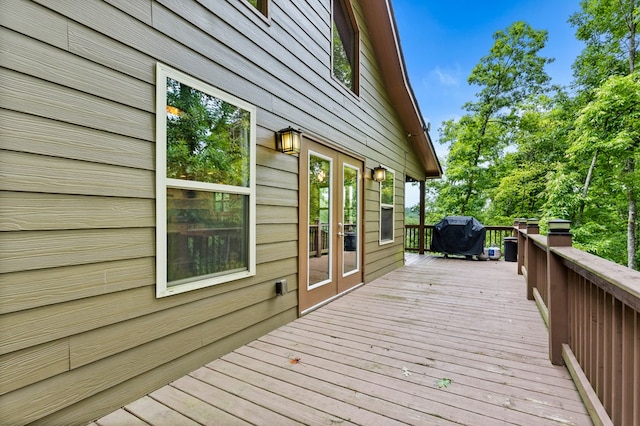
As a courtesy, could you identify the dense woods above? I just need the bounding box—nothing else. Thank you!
[418,0,639,269]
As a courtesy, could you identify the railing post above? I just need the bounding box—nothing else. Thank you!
[513,218,520,235]
[516,218,527,274]
[525,218,539,300]
[418,180,426,254]
[547,219,572,365]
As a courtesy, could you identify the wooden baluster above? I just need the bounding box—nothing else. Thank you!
[316,218,322,258]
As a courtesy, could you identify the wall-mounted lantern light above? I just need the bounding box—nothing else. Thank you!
[276,127,302,155]
[372,165,387,182]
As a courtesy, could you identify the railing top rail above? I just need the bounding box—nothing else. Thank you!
[552,246,640,311]
[406,224,513,229]
[526,232,548,246]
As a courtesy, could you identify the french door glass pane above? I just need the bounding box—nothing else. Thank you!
[308,154,332,287]
[343,164,358,275]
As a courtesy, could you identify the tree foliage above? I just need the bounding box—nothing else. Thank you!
[569,0,638,87]
[417,2,640,268]
[567,0,639,268]
[466,21,554,117]
[434,22,553,223]
[166,78,250,187]
[569,73,640,268]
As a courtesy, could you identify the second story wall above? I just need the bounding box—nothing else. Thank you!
[0,1,432,423]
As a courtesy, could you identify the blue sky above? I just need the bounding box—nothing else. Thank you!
[392,0,585,157]
[391,0,586,205]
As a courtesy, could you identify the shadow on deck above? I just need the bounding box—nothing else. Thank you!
[91,255,592,425]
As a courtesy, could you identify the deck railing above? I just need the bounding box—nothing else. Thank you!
[309,222,357,257]
[517,219,640,426]
[405,224,514,255]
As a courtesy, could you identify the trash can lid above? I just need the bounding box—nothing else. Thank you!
[504,236,518,241]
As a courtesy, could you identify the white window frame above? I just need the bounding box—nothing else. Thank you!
[307,150,334,291]
[342,162,360,277]
[379,166,395,245]
[242,0,270,20]
[155,63,256,298]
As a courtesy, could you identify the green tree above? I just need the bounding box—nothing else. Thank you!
[489,93,574,223]
[568,0,639,268]
[437,22,554,217]
[570,73,640,268]
[569,0,638,88]
[409,2,640,269]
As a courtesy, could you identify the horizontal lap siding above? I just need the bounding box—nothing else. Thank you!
[0,0,426,423]
[364,174,407,282]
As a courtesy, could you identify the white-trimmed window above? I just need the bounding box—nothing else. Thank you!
[155,63,256,297]
[379,167,395,244]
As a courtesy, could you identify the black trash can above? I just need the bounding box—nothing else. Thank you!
[504,237,518,262]
[344,232,357,251]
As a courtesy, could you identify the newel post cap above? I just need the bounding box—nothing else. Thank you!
[548,219,571,234]
[526,218,539,234]
[518,218,528,229]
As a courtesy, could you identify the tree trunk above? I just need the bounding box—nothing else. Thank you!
[626,157,637,269]
[625,1,637,269]
[577,149,598,226]
[461,109,493,215]
[624,0,636,74]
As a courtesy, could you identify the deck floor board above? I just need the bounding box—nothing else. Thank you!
[94,255,592,425]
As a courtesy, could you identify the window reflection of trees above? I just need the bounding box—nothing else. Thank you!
[332,0,356,91]
[381,170,394,205]
[309,156,331,224]
[166,78,250,187]
[343,166,358,232]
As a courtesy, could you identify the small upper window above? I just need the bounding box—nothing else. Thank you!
[379,167,395,244]
[156,63,256,297]
[332,0,359,93]
[247,0,268,17]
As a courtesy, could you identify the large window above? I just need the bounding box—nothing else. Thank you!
[156,63,256,297]
[332,0,359,93]
[379,167,395,244]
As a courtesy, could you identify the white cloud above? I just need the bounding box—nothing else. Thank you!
[432,67,459,86]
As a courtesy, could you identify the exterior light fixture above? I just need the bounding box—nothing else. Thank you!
[372,165,387,182]
[276,127,302,155]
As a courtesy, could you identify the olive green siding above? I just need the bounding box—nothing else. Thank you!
[0,0,426,423]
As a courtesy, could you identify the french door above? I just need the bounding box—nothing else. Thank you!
[299,139,363,314]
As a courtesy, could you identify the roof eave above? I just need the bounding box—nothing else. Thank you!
[361,0,443,178]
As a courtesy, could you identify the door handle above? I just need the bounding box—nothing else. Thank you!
[338,222,344,237]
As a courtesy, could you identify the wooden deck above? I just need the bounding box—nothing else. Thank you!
[91,255,592,425]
